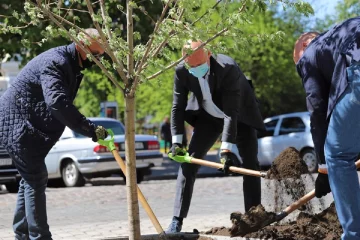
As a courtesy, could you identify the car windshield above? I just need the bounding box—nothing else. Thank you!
[74,120,125,138]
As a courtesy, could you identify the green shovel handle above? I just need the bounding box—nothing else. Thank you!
[97,129,116,151]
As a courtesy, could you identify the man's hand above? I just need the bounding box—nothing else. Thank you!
[315,172,331,198]
[92,126,108,142]
[219,151,242,175]
[169,143,187,157]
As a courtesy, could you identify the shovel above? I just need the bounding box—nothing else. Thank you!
[168,152,268,178]
[169,152,360,230]
[98,130,166,237]
[262,158,360,227]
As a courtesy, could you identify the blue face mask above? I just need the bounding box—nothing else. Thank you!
[188,63,209,78]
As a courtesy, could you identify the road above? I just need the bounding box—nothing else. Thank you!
[0,151,334,240]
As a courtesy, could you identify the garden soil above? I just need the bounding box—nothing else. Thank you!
[204,147,341,239]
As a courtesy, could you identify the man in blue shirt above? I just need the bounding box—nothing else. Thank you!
[294,17,360,239]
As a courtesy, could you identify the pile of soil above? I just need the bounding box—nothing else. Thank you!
[244,202,341,239]
[266,147,314,213]
[204,147,338,239]
[266,147,309,179]
[205,202,341,240]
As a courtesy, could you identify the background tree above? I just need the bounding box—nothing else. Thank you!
[1,0,313,239]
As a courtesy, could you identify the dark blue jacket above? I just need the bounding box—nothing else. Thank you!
[0,43,96,156]
[296,17,360,164]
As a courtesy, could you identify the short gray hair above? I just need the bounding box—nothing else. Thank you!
[77,28,101,45]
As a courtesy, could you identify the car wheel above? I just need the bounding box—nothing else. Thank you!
[5,182,19,193]
[122,170,145,184]
[301,149,318,173]
[61,161,85,187]
[136,171,144,184]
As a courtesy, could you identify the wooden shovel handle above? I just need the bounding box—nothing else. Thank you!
[190,157,267,178]
[111,150,164,234]
[284,159,360,215]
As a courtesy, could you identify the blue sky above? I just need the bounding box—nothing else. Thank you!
[309,0,341,20]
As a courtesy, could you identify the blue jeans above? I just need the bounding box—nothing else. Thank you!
[325,63,360,240]
[7,146,52,240]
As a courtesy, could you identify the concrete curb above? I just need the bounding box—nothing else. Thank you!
[102,233,259,240]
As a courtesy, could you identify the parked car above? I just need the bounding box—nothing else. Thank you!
[45,117,164,187]
[257,112,317,172]
[0,146,20,193]
[216,112,317,173]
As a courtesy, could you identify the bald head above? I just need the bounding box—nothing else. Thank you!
[293,32,319,64]
[182,40,211,68]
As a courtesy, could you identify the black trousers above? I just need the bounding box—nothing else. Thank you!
[173,110,261,218]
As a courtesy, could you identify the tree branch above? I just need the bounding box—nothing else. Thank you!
[127,0,135,95]
[138,6,156,25]
[146,27,229,80]
[30,0,125,93]
[146,0,248,81]
[85,0,129,84]
[190,0,223,26]
[148,8,184,60]
[135,2,183,78]
[58,7,89,13]
[134,0,173,74]
[99,0,112,39]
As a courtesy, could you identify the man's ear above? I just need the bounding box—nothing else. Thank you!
[302,42,308,49]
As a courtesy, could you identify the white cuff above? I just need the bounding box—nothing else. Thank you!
[318,164,327,169]
[220,142,241,163]
[172,134,183,144]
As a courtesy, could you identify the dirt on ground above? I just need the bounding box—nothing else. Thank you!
[205,202,341,240]
[204,147,340,239]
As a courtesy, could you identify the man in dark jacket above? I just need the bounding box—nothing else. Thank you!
[160,116,172,153]
[166,40,265,233]
[294,17,360,239]
[0,28,108,240]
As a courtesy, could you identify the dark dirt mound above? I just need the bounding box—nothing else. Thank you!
[266,147,309,179]
[205,202,341,240]
[244,202,341,240]
[228,204,276,236]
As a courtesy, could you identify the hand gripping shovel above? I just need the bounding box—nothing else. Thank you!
[98,130,166,237]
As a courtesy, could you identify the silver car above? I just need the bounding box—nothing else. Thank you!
[45,117,164,187]
[257,112,317,172]
[216,112,317,173]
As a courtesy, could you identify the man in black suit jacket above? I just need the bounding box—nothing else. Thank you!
[166,41,265,233]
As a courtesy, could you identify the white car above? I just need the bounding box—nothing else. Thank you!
[45,117,164,187]
[257,112,317,172]
[217,112,317,173]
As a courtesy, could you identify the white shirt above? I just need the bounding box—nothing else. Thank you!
[172,67,241,162]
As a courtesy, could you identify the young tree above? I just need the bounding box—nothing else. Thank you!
[1,0,313,238]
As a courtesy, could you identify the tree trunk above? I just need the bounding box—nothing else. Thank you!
[124,96,141,240]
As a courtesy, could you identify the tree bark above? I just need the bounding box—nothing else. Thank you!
[124,96,141,240]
